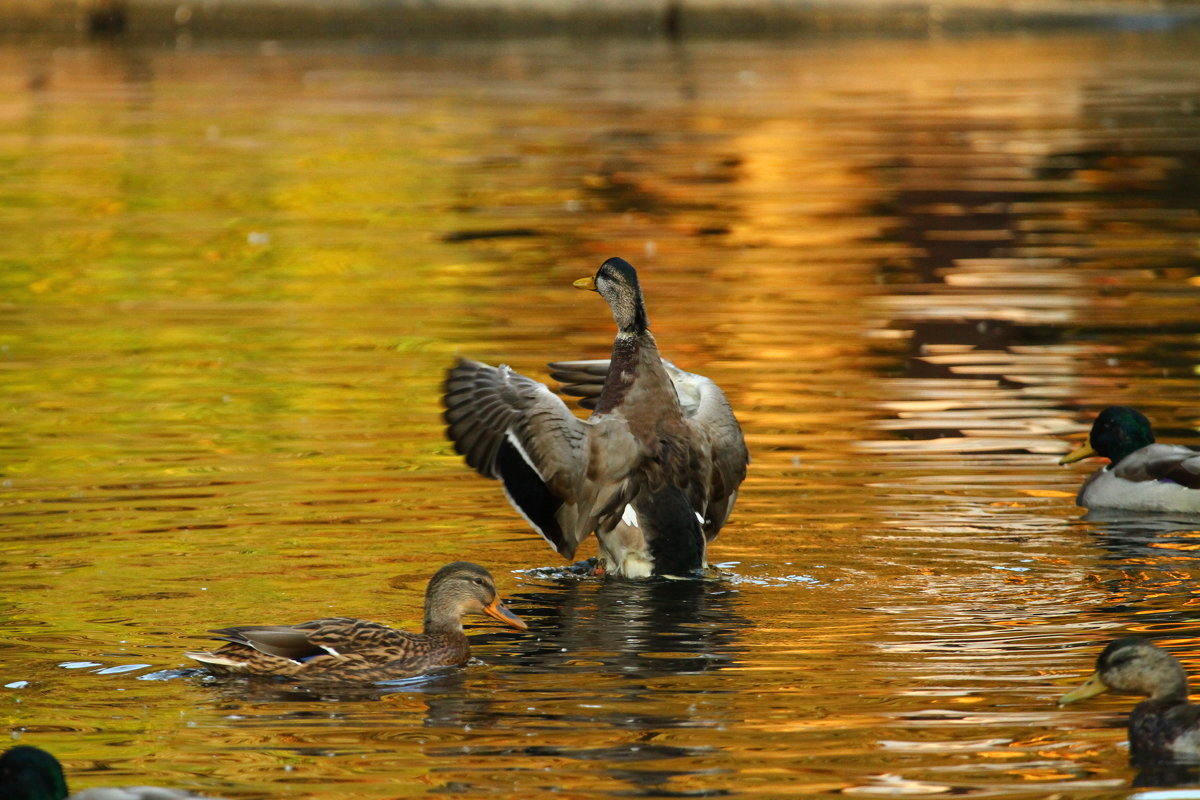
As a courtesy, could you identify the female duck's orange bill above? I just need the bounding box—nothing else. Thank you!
[483,598,527,630]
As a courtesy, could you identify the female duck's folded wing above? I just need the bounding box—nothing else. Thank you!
[1115,443,1200,488]
[206,624,334,660]
[444,358,598,558]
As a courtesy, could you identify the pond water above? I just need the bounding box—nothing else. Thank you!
[3,24,1200,800]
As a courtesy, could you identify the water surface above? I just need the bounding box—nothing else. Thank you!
[3,28,1200,799]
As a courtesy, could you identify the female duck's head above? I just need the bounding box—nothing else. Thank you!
[1060,637,1189,706]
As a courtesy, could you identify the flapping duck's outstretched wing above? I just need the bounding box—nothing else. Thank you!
[548,358,749,540]
[444,357,637,558]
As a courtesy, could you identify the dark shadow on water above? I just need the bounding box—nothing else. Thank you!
[1082,508,1200,562]
[190,664,472,706]
[1132,761,1200,788]
[418,573,749,796]
[499,571,751,677]
[1077,510,1200,637]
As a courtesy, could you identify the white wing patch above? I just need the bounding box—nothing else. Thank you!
[504,428,546,482]
[185,652,241,668]
[622,503,640,528]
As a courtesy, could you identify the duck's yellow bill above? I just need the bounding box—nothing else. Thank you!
[1058,671,1109,705]
[1059,439,1097,465]
[483,598,528,631]
[573,276,597,291]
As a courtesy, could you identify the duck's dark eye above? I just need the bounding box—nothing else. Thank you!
[472,577,485,586]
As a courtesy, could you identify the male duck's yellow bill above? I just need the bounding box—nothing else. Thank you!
[483,598,528,630]
[573,275,597,291]
[1059,438,1097,465]
[1058,671,1110,705]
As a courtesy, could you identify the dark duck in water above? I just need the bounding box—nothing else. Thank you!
[185,562,526,681]
[443,257,749,578]
[1059,637,1200,763]
[0,744,224,799]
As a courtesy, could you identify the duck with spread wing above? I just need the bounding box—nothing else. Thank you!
[443,257,749,578]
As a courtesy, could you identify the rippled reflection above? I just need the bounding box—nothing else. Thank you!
[2,24,1200,800]
[506,575,749,675]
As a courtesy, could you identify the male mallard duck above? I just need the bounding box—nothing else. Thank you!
[442,257,749,578]
[1059,637,1200,763]
[185,562,526,681]
[1059,406,1200,512]
[0,744,222,800]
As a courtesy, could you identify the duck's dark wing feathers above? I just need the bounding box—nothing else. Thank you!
[445,359,587,486]
[209,619,420,662]
[1129,699,1200,761]
[549,358,749,539]
[1115,444,1200,489]
[1162,702,1200,734]
[445,357,638,558]
[547,359,609,411]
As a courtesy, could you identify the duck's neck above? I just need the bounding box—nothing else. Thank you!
[611,291,649,336]
[1149,681,1190,704]
[1137,656,1191,704]
[595,330,668,416]
[423,603,466,638]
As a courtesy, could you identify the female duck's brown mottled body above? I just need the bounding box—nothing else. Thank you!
[1059,637,1200,763]
[185,562,526,682]
[443,257,749,578]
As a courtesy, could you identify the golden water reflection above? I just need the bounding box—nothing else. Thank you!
[1,27,1200,800]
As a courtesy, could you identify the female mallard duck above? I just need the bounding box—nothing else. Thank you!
[1059,637,1200,763]
[1059,406,1200,512]
[0,744,222,799]
[185,562,526,681]
[442,257,749,578]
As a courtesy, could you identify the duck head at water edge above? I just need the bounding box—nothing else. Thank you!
[1059,637,1200,763]
[0,744,224,800]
